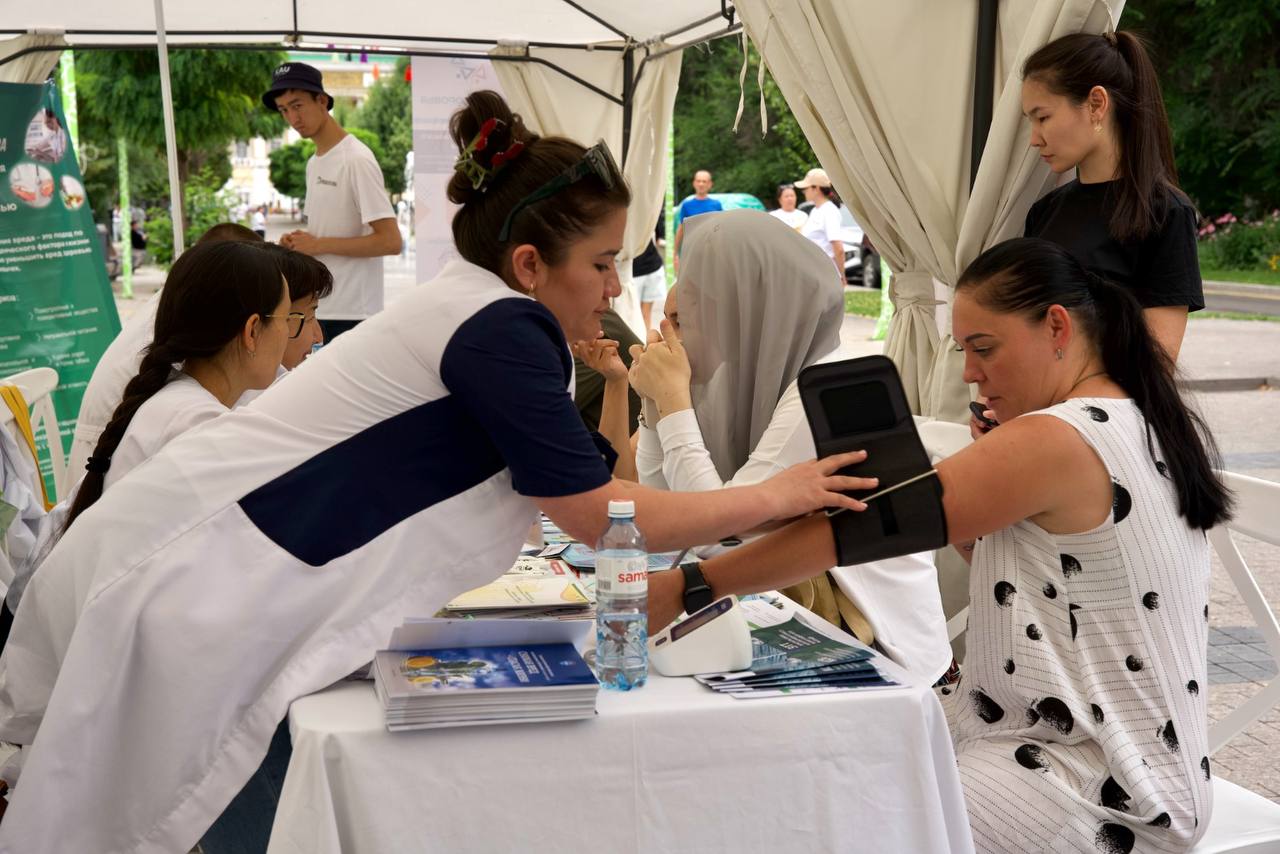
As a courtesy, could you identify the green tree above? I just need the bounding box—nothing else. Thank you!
[673,41,816,208]
[349,57,411,195]
[268,138,316,202]
[1126,1,1280,218]
[75,48,286,222]
[144,165,242,266]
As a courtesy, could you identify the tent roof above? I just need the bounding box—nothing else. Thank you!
[3,1,737,50]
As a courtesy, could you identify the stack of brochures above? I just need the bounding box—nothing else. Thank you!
[443,556,592,619]
[374,618,598,730]
[694,598,898,699]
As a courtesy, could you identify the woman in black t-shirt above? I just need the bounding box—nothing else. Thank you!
[1020,31,1201,362]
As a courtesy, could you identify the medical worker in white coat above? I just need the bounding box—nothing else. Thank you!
[0,91,874,853]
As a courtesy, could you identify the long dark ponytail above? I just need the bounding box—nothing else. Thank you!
[1023,31,1183,242]
[958,238,1231,530]
[65,240,286,529]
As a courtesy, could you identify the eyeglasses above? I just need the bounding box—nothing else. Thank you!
[265,312,307,339]
[497,141,622,243]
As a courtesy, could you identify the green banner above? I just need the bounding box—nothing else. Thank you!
[0,81,122,499]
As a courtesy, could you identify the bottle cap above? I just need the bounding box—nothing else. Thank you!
[607,499,635,519]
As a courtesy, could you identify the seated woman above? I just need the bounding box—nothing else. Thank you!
[63,239,295,528]
[624,209,952,683]
[646,237,1230,851]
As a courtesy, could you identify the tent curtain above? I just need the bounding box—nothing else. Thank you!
[0,34,66,85]
[491,44,682,340]
[735,0,1120,419]
[923,0,1125,420]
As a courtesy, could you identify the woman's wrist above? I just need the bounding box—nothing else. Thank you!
[654,389,693,420]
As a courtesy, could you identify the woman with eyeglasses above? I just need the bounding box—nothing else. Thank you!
[62,239,296,529]
[0,91,869,853]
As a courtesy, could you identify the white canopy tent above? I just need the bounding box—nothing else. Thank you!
[0,1,737,330]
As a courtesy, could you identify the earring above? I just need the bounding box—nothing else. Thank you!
[1094,124,1102,134]
[1055,348,1064,360]
[249,349,257,359]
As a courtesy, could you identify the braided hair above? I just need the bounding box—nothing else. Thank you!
[65,240,286,529]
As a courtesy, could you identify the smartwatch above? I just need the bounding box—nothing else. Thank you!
[680,562,715,615]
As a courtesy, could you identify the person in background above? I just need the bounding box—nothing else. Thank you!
[251,205,267,239]
[769,183,808,231]
[672,169,722,273]
[796,168,844,281]
[633,212,667,330]
[627,210,952,682]
[64,240,294,527]
[1021,30,1201,362]
[264,62,402,341]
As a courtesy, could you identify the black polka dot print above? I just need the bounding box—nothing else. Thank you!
[1092,703,1105,724]
[1025,707,1041,727]
[1125,655,1144,672]
[1100,776,1131,812]
[1155,460,1169,478]
[1014,743,1050,772]
[1026,623,1043,641]
[1061,554,1082,577]
[970,689,1005,724]
[1035,697,1075,735]
[1112,481,1132,523]
[1187,680,1199,696]
[1142,591,1160,610]
[1201,756,1211,780]
[1148,812,1171,828]
[1070,604,1082,641]
[1157,720,1180,753]
[1084,405,1110,422]
[1204,604,1209,621]
[1094,822,1135,854]
[994,580,1017,607]
[1004,658,1015,675]
[939,686,951,695]
[1043,582,1058,599]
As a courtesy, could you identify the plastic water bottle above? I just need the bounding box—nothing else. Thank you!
[595,500,648,690]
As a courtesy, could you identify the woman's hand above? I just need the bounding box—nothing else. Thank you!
[628,319,692,418]
[573,335,628,383]
[969,396,998,441]
[760,450,879,520]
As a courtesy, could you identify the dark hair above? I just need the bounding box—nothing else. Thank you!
[956,237,1231,531]
[260,243,334,302]
[446,91,631,280]
[1023,31,1183,242]
[197,222,262,245]
[776,183,796,199]
[65,240,286,529]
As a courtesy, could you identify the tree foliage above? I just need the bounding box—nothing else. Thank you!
[268,138,316,203]
[673,41,816,207]
[144,166,242,266]
[1129,1,1280,218]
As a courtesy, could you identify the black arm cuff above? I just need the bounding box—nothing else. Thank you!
[827,472,948,567]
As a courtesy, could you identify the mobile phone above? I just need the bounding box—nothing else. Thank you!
[969,400,999,429]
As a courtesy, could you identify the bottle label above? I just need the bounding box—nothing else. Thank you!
[596,555,648,597]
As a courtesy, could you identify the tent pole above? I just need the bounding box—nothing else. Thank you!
[969,0,998,193]
[153,0,184,255]
[621,45,634,168]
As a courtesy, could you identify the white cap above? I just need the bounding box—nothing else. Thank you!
[607,499,636,518]
[794,167,832,189]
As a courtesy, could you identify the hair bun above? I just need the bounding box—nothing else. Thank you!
[447,91,536,205]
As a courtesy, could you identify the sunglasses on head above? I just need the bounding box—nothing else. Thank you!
[497,141,621,243]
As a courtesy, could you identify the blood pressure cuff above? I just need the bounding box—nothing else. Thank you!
[798,356,948,566]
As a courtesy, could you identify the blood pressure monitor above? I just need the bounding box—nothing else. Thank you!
[649,596,753,677]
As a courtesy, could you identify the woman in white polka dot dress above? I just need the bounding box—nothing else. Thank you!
[940,238,1232,853]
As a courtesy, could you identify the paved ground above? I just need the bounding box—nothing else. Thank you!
[113,220,1280,803]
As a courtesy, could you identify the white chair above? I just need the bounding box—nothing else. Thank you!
[0,367,67,501]
[1191,471,1280,852]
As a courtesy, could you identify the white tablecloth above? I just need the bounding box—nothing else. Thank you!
[269,663,973,853]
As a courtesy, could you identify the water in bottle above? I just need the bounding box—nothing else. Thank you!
[595,499,648,690]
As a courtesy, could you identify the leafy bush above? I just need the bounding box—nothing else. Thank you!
[144,166,242,266]
[1198,214,1280,270]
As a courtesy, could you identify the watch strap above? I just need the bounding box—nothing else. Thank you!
[680,561,715,615]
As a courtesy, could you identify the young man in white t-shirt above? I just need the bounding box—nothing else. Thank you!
[263,62,401,340]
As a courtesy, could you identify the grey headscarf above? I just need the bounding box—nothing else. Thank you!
[679,209,844,481]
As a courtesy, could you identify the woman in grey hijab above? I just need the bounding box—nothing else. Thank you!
[629,209,952,683]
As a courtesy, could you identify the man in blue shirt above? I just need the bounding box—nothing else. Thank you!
[673,169,723,273]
